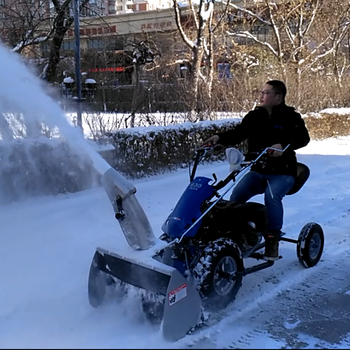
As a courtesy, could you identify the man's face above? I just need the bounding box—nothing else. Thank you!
[259,84,283,108]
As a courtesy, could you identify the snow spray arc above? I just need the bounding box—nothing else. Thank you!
[0,43,108,201]
[0,43,156,250]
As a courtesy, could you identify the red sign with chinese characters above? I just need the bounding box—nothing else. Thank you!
[67,26,117,37]
[140,21,173,30]
[88,67,126,73]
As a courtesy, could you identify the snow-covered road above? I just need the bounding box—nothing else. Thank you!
[180,213,350,349]
[2,140,350,349]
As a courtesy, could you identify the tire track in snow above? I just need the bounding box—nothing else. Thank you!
[178,210,350,349]
[223,250,350,350]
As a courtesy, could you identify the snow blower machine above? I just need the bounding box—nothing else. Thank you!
[88,145,325,342]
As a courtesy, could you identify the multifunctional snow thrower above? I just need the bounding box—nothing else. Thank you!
[88,145,324,342]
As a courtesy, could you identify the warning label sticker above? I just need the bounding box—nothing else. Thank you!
[168,283,187,306]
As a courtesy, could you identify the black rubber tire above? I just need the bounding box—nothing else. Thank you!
[297,222,324,268]
[141,293,165,325]
[193,238,244,310]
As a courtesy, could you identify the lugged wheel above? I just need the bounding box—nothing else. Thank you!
[141,292,165,325]
[297,222,324,268]
[193,238,244,310]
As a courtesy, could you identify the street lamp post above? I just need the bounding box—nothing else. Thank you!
[73,0,83,131]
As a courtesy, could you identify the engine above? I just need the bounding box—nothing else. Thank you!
[198,199,268,255]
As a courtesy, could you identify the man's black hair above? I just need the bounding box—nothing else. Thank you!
[266,80,287,100]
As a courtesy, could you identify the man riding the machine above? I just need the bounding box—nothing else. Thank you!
[203,80,310,261]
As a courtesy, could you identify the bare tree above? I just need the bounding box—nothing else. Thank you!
[0,0,97,82]
[310,0,350,92]
[127,40,160,128]
[0,0,52,55]
[226,0,350,106]
[173,0,231,119]
[43,0,91,82]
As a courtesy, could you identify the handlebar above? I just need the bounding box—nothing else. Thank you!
[189,145,223,182]
[191,144,290,183]
[190,144,290,182]
[245,144,290,164]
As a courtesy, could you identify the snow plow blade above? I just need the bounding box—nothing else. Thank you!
[88,247,202,342]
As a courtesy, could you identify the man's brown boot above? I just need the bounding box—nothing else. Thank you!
[263,234,279,261]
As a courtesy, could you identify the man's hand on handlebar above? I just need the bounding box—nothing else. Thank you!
[202,135,220,148]
[267,143,283,157]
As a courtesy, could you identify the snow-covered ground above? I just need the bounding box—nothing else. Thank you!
[2,136,350,349]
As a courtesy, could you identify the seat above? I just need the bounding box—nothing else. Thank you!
[286,162,310,196]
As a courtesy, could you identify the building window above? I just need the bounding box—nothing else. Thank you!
[217,62,232,79]
[251,25,269,41]
[88,38,107,50]
[108,5,116,13]
[41,42,50,57]
[62,40,75,51]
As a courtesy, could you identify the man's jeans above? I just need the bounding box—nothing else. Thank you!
[229,171,295,233]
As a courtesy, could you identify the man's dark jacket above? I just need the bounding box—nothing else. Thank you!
[217,103,310,177]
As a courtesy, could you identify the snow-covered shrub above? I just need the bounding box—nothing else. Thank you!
[105,118,247,179]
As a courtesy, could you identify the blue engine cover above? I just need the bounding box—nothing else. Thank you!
[162,176,215,238]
